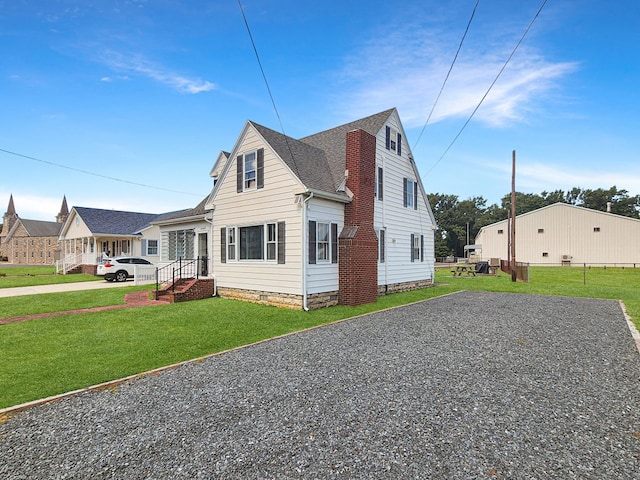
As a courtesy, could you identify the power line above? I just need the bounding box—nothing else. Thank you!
[413,0,480,150]
[0,147,203,197]
[236,0,301,176]
[424,0,549,176]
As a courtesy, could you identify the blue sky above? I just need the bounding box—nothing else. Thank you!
[1,0,639,221]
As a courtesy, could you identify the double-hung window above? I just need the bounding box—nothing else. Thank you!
[374,166,383,200]
[141,239,159,256]
[403,178,418,210]
[227,227,236,261]
[317,223,330,261]
[308,221,338,264]
[378,228,386,263]
[236,148,264,192]
[410,233,424,262]
[385,126,402,155]
[267,223,277,260]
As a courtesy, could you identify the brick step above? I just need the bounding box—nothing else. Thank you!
[154,278,215,304]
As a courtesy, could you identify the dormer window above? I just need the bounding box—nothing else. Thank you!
[244,152,257,189]
[236,148,264,193]
[385,126,402,155]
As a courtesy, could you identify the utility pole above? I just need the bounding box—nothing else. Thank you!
[510,150,517,282]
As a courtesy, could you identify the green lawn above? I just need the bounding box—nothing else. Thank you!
[0,266,638,410]
[0,285,151,318]
[0,265,100,289]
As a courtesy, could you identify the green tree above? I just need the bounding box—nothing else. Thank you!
[427,194,488,258]
[579,186,640,218]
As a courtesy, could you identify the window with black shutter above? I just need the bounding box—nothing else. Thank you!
[308,220,316,264]
[237,148,265,192]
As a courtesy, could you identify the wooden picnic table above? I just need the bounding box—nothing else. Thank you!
[451,264,476,277]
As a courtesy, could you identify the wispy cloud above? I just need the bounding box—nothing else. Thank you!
[98,50,216,94]
[486,160,640,195]
[336,24,577,128]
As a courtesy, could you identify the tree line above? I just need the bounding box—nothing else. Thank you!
[427,186,640,258]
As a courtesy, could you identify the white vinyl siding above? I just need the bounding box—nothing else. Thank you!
[211,125,305,295]
[373,112,436,288]
[306,198,343,294]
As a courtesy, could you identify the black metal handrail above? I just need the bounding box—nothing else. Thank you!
[155,257,206,298]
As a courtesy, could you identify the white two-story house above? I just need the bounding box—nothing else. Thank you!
[206,108,437,309]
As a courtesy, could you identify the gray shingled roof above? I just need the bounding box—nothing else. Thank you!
[251,123,337,194]
[300,108,395,191]
[19,219,62,237]
[74,207,161,236]
[153,196,210,223]
[251,109,395,196]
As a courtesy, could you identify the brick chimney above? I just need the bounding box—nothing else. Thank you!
[338,129,378,306]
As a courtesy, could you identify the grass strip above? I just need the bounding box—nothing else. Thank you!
[0,285,151,318]
[0,273,101,289]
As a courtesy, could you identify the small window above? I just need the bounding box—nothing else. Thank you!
[244,152,256,189]
[236,149,264,192]
[146,239,158,255]
[403,178,417,209]
[594,227,601,232]
[538,228,544,234]
[411,233,422,261]
[498,229,504,234]
[267,223,277,260]
[385,126,402,155]
[374,166,384,200]
[227,228,236,260]
[389,128,397,151]
[317,223,330,261]
[542,252,549,257]
[308,221,337,264]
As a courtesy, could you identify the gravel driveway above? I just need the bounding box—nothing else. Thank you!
[2,291,640,479]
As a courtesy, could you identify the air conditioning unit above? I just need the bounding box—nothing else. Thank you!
[562,255,572,261]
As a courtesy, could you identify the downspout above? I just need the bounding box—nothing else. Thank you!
[203,211,216,297]
[302,192,314,311]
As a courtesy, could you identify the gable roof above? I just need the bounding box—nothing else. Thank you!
[251,122,337,194]
[18,219,62,237]
[250,108,395,196]
[73,207,161,236]
[301,108,394,192]
[152,196,211,225]
[2,218,62,243]
[478,202,640,231]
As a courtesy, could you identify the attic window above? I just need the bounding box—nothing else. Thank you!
[236,148,264,192]
[385,126,402,155]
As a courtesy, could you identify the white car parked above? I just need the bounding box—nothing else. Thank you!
[97,257,154,282]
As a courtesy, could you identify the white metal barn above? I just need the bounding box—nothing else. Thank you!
[474,203,640,266]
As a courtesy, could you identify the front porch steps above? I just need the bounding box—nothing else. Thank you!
[154,278,215,304]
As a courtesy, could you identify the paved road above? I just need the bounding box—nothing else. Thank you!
[1,291,639,479]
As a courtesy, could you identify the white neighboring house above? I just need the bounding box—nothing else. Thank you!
[58,207,164,273]
[474,202,640,266]
[206,108,437,309]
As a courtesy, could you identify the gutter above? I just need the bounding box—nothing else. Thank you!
[303,188,351,204]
